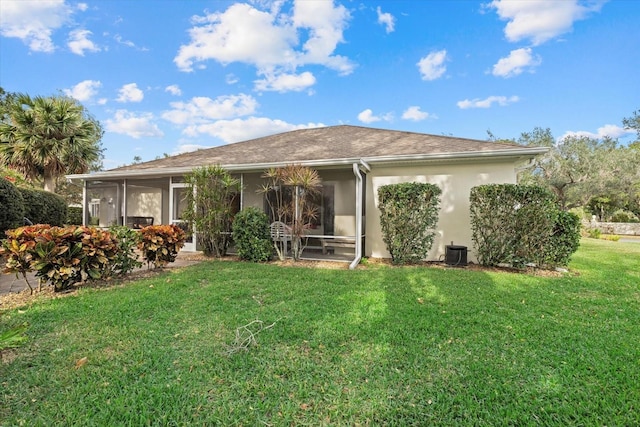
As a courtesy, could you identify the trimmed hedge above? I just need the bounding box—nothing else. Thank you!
[545,210,581,267]
[0,177,25,235]
[16,187,67,226]
[232,207,273,262]
[378,182,442,265]
[470,184,580,268]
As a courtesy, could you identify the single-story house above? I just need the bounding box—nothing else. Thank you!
[67,125,547,268]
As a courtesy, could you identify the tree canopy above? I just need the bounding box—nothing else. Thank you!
[0,91,104,193]
[517,118,640,218]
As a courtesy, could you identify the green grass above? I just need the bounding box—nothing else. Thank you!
[1,239,639,425]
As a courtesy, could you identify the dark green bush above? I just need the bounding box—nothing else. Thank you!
[108,226,142,275]
[41,191,67,226]
[0,177,25,235]
[545,211,581,267]
[378,182,441,265]
[232,207,273,262]
[66,206,83,225]
[18,187,47,224]
[470,184,575,268]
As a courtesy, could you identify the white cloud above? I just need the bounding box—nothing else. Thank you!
[254,71,316,92]
[0,0,73,52]
[162,94,259,125]
[105,110,164,139]
[63,80,102,102]
[357,109,392,124]
[174,1,353,92]
[457,95,520,109]
[492,47,542,78]
[226,74,239,85]
[76,3,88,12]
[417,49,448,81]
[182,117,325,143]
[377,6,395,33]
[67,29,100,55]
[165,85,182,96]
[560,124,635,141]
[402,106,433,121]
[116,83,144,103]
[488,0,606,45]
[113,34,148,51]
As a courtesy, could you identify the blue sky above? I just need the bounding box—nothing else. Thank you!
[1,0,638,169]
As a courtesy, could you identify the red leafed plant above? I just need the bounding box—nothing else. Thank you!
[1,225,119,292]
[1,225,50,294]
[137,224,186,269]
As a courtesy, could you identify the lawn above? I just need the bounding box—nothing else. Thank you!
[1,238,639,425]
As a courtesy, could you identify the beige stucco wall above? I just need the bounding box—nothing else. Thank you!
[365,160,518,262]
[126,188,162,223]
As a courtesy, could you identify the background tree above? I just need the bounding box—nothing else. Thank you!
[623,109,640,144]
[517,127,630,211]
[0,93,103,193]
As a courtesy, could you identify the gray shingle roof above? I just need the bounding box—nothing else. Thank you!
[109,125,531,172]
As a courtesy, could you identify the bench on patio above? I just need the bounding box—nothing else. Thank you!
[319,237,356,254]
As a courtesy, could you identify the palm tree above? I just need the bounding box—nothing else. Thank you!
[0,94,103,192]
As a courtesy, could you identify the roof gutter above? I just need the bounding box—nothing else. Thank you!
[66,147,548,182]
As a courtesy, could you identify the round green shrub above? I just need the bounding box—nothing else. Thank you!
[16,187,67,226]
[378,182,442,265]
[232,207,273,262]
[545,211,581,267]
[0,177,25,235]
[18,187,47,224]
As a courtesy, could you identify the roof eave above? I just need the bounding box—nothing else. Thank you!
[66,147,548,182]
[363,147,549,165]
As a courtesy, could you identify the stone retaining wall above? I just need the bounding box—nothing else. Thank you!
[582,219,640,236]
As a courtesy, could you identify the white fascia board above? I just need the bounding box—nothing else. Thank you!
[362,147,549,165]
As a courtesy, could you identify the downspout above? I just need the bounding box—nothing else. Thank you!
[240,173,244,210]
[349,162,364,270]
[82,180,88,226]
[122,179,128,227]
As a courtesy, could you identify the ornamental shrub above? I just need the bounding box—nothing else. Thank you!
[0,177,25,235]
[183,165,241,257]
[108,225,142,275]
[232,207,273,262]
[378,182,442,265]
[1,225,119,292]
[137,224,186,268]
[545,210,581,267]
